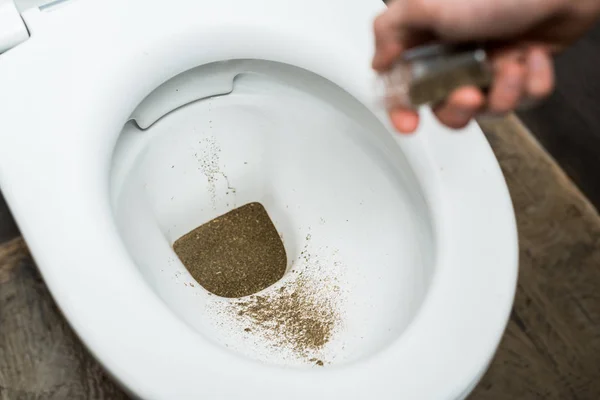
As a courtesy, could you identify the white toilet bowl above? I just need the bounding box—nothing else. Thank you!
[0,0,518,398]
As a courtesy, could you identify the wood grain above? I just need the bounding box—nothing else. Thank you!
[471,116,600,399]
[0,238,128,400]
[0,115,599,399]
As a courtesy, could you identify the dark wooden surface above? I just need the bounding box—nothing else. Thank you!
[1,115,600,399]
[472,116,600,399]
[518,20,600,211]
[0,238,128,400]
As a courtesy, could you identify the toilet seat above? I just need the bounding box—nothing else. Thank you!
[0,0,518,399]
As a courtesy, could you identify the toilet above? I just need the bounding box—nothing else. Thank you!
[0,0,518,398]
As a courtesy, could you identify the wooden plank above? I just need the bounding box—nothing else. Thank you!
[0,238,128,399]
[471,115,600,399]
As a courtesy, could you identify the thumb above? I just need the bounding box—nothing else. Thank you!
[372,0,434,70]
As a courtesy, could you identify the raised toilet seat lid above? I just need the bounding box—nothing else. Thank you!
[0,0,518,398]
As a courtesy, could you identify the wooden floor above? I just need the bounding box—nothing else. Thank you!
[1,115,600,399]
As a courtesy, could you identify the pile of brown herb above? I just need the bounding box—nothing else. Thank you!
[178,204,345,366]
[232,270,340,364]
[173,202,287,298]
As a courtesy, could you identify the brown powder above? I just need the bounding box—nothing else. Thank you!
[173,202,287,298]
[231,270,339,360]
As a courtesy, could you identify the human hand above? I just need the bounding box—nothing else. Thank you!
[372,0,600,133]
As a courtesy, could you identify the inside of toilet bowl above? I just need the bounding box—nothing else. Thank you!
[109,59,435,367]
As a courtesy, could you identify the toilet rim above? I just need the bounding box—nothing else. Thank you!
[0,0,519,398]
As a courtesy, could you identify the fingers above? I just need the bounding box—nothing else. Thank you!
[389,108,420,134]
[430,47,554,130]
[432,87,486,129]
[525,47,555,100]
[372,0,557,133]
[372,20,403,71]
[374,0,564,43]
[380,44,554,133]
[431,49,523,129]
[372,1,405,71]
[486,48,528,114]
[372,0,558,72]
[480,46,554,117]
[391,88,485,133]
[372,0,433,71]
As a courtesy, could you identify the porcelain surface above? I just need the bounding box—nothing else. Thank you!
[0,0,518,398]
